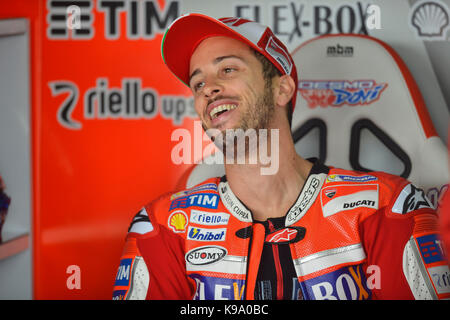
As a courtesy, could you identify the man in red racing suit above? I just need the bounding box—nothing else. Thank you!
[113,14,450,300]
[113,161,450,300]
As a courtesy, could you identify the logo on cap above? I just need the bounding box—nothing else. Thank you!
[265,36,293,75]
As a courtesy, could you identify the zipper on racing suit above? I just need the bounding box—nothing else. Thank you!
[268,220,284,300]
[250,217,300,300]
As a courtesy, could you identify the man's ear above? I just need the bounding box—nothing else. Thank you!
[275,75,296,107]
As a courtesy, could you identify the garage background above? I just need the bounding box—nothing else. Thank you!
[0,0,448,299]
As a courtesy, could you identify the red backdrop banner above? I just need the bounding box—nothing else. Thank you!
[1,0,198,299]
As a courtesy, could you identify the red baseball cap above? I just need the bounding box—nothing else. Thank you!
[161,13,298,112]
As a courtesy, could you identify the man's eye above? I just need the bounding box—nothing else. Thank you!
[194,82,204,91]
[224,67,235,73]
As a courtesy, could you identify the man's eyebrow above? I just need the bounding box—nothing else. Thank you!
[189,69,201,85]
[214,55,244,64]
[188,55,245,85]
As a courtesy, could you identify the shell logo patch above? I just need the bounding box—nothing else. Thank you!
[168,210,188,233]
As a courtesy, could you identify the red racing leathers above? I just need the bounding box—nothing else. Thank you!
[113,162,450,300]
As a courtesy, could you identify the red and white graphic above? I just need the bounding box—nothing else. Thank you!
[299,79,388,108]
[324,188,337,199]
[265,37,293,75]
[321,184,379,218]
[266,228,298,243]
[219,17,252,27]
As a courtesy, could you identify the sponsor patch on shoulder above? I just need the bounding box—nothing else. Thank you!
[170,183,218,200]
[112,290,127,300]
[321,184,379,218]
[326,174,377,183]
[413,233,450,297]
[114,258,132,287]
[170,193,219,210]
[128,207,153,234]
[416,234,445,264]
[392,184,432,214]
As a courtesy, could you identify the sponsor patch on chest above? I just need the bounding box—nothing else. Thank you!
[185,246,228,266]
[300,265,372,300]
[190,274,246,300]
[321,184,379,217]
[187,226,227,242]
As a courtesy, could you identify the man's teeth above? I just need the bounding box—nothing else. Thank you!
[210,104,237,119]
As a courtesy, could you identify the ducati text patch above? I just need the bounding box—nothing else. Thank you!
[321,184,378,217]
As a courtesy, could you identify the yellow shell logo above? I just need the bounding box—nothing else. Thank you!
[168,211,187,233]
[326,174,337,183]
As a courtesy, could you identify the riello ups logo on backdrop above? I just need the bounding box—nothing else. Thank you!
[46,1,199,129]
[49,78,198,129]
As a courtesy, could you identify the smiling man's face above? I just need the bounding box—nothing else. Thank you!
[189,36,275,134]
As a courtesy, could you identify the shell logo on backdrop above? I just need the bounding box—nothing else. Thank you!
[409,0,450,41]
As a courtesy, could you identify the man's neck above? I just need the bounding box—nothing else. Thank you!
[223,126,313,222]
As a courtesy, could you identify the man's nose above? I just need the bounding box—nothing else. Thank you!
[203,80,222,98]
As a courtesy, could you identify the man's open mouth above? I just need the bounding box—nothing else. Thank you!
[209,104,237,120]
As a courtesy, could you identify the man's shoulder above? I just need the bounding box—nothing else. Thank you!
[326,167,434,216]
[325,168,408,189]
[127,177,223,236]
[166,177,222,202]
[143,176,222,213]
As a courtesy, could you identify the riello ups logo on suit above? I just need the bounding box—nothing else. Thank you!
[46,0,198,129]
